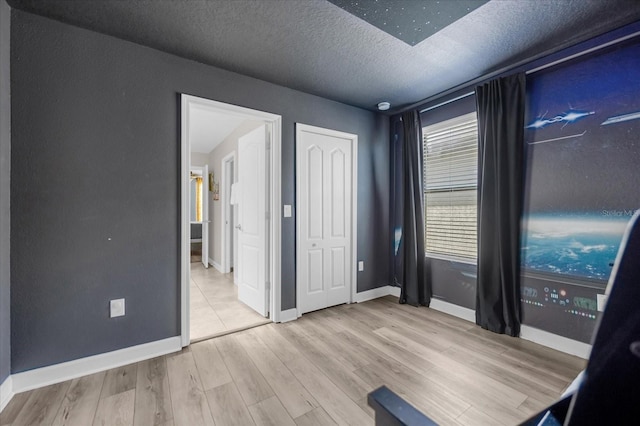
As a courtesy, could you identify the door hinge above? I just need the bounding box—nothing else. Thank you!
[265,136,271,150]
[266,281,271,292]
[265,211,270,220]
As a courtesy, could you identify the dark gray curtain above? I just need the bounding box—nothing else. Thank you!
[396,111,430,306]
[475,73,526,336]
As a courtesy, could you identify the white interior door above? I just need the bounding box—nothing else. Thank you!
[202,164,209,269]
[222,155,235,274]
[237,125,268,316]
[226,159,235,271]
[297,124,355,315]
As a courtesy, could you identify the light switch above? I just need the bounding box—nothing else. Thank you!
[110,298,125,318]
[358,261,364,271]
[283,205,292,218]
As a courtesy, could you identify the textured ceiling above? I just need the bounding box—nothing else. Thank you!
[8,0,640,113]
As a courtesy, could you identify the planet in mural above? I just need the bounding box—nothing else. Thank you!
[521,214,632,281]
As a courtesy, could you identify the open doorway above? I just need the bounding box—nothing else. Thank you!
[180,95,282,345]
[189,166,209,268]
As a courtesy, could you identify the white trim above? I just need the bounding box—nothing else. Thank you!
[426,298,592,359]
[429,298,476,323]
[355,286,395,303]
[0,375,13,414]
[11,337,180,394]
[210,258,222,273]
[278,308,298,323]
[351,134,359,306]
[295,123,358,315]
[270,119,282,322]
[181,94,283,337]
[373,286,591,359]
[520,325,591,360]
[180,95,190,346]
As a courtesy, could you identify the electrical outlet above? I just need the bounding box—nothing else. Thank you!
[597,294,608,312]
[358,261,364,271]
[110,298,125,318]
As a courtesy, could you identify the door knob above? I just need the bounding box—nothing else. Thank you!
[235,224,242,230]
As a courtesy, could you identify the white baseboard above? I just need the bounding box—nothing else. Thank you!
[292,280,590,360]
[429,298,476,323]
[427,300,590,359]
[210,258,222,272]
[0,375,13,414]
[11,337,181,394]
[355,285,397,303]
[521,325,591,359]
[278,308,298,323]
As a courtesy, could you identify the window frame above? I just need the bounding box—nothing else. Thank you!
[422,111,479,264]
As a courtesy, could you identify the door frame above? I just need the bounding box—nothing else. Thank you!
[180,94,282,346]
[220,151,236,275]
[295,123,358,317]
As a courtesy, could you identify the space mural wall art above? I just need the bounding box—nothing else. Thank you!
[520,39,640,343]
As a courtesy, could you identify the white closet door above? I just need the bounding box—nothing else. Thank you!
[297,124,355,315]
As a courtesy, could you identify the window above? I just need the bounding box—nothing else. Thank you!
[423,112,478,260]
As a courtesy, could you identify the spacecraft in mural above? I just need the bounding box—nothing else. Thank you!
[522,41,640,284]
[519,40,640,343]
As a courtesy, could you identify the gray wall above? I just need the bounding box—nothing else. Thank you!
[428,258,476,310]
[10,11,390,372]
[190,152,209,168]
[0,0,11,384]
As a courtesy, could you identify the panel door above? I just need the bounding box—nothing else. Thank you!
[297,124,353,315]
[237,125,268,317]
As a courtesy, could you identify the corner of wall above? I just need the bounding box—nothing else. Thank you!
[354,284,398,303]
[0,0,12,389]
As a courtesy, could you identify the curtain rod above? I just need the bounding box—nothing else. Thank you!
[526,29,640,75]
[419,91,475,114]
[408,29,640,116]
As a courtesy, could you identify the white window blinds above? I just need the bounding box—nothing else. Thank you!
[423,112,478,260]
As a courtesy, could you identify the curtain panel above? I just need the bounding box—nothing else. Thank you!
[475,72,526,336]
[392,111,431,306]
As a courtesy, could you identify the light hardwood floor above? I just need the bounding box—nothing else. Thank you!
[1,296,585,426]
[190,263,270,342]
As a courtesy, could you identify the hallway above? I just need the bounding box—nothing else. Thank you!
[190,263,270,342]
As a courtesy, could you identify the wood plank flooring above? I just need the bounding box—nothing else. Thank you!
[1,296,586,426]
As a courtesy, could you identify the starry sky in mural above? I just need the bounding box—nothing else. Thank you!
[327,0,488,46]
